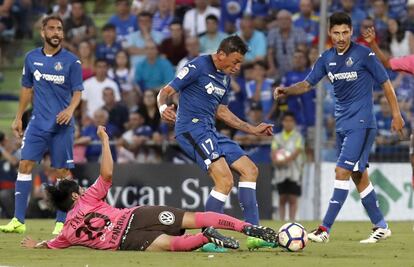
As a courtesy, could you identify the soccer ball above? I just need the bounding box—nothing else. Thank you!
[277,222,308,252]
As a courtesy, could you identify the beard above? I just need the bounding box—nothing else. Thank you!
[44,35,62,48]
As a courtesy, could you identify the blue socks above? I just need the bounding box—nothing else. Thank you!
[205,190,227,213]
[14,173,32,223]
[238,182,259,225]
[322,180,350,232]
[360,183,387,229]
[55,210,67,223]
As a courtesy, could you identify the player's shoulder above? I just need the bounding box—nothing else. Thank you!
[188,55,209,68]
[352,42,373,56]
[25,47,43,59]
[61,48,81,63]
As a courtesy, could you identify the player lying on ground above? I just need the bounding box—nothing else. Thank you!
[21,126,277,251]
[274,12,404,244]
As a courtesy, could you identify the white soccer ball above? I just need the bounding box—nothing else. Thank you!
[277,222,308,252]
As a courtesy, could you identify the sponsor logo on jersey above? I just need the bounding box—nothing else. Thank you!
[345,57,354,67]
[327,71,358,83]
[204,82,225,96]
[34,69,65,84]
[329,62,336,66]
[34,62,44,66]
[54,61,63,71]
[368,52,375,56]
[344,160,355,165]
[188,64,196,69]
[158,211,175,225]
[177,67,189,79]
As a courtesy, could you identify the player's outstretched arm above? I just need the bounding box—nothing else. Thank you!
[216,105,273,136]
[157,85,177,124]
[97,126,113,182]
[56,91,82,125]
[362,27,391,69]
[12,87,33,138]
[21,236,48,249]
[273,81,312,100]
[382,80,405,137]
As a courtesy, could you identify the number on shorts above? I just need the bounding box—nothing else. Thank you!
[201,138,214,155]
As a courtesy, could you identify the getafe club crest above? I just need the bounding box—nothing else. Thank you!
[54,62,63,71]
[345,57,353,67]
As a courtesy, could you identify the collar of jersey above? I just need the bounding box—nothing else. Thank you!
[208,55,225,74]
[41,47,63,57]
[336,41,354,56]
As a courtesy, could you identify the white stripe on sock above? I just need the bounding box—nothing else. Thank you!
[17,172,32,181]
[360,183,374,199]
[239,182,256,190]
[334,179,350,190]
[210,190,228,202]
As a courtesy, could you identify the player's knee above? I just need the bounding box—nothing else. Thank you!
[55,168,70,178]
[18,160,35,174]
[335,166,351,180]
[240,164,259,182]
[216,177,234,193]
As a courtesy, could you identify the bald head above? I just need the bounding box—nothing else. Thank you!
[277,10,292,31]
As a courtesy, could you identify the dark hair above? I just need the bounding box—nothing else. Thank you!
[102,23,116,31]
[0,131,4,143]
[217,35,248,55]
[169,18,182,27]
[387,19,405,43]
[282,111,296,121]
[206,14,219,23]
[116,0,129,4]
[114,49,131,70]
[139,11,153,19]
[42,15,64,28]
[45,180,80,212]
[329,12,352,29]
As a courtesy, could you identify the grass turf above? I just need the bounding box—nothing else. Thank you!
[0,220,413,267]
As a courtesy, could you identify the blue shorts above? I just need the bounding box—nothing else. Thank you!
[21,122,75,169]
[336,128,376,173]
[176,127,246,171]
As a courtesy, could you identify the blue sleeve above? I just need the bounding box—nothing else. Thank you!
[220,77,232,105]
[169,63,201,92]
[364,51,389,85]
[69,59,84,91]
[305,55,326,86]
[21,54,33,88]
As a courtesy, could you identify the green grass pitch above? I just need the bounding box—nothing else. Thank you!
[0,220,413,267]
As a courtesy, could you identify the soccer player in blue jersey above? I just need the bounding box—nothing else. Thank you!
[157,36,274,248]
[274,12,405,243]
[0,15,83,235]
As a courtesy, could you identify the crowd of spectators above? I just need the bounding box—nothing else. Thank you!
[1,0,414,164]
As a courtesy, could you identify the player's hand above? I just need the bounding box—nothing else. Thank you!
[11,118,23,138]
[56,108,74,125]
[391,114,405,139]
[21,236,37,249]
[252,123,274,136]
[273,86,288,100]
[160,104,176,124]
[97,126,109,140]
[362,27,376,44]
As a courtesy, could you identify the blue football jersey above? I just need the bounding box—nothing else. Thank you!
[169,55,231,135]
[306,42,388,131]
[21,48,84,131]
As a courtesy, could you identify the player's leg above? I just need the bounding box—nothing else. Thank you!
[49,127,75,234]
[309,130,357,243]
[206,158,234,213]
[176,130,234,214]
[231,156,260,225]
[0,124,48,233]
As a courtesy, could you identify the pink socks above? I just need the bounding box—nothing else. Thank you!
[194,212,250,232]
[170,233,208,251]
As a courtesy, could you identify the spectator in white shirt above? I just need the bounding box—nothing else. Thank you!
[183,0,220,36]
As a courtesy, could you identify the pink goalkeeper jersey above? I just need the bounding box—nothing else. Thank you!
[390,55,414,75]
[47,176,137,250]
